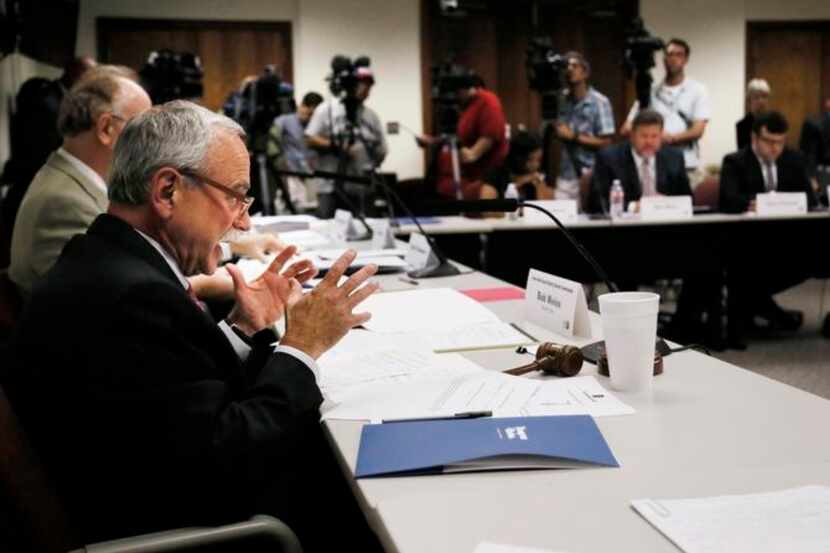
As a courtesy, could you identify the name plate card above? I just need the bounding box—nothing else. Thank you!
[523,200,578,223]
[640,195,693,220]
[371,219,396,249]
[405,232,436,271]
[524,268,591,337]
[333,209,359,241]
[756,192,808,216]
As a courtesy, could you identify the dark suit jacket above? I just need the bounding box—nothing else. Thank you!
[799,113,830,176]
[718,147,816,213]
[5,214,323,542]
[736,113,754,151]
[588,142,691,214]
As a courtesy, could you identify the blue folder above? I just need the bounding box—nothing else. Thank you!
[355,415,619,478]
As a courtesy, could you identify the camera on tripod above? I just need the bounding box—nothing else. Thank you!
[525,37,568,120]
[430,60,476,135]
[623,17,665,109]
[139,49,204,105]
[232,65,296,147]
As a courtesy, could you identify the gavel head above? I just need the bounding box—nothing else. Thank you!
[535,342,584,377]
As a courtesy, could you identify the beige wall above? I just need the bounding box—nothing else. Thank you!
[642,0,830,169]
[75,0,424,179]
[7,1,828,179]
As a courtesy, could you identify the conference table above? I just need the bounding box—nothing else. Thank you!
[393,210,830,287]
[314,234,830,553]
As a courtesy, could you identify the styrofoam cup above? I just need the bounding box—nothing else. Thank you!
[599,292,660,393]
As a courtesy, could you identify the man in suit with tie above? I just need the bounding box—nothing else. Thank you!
[9,66,151,297]
[719,111,826,346]
[720,110,816,213]
[5,101,383,550]
[588,108,691,214]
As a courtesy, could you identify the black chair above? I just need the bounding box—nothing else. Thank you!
[0,383,302,553]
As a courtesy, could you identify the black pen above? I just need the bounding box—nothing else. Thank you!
[398,276,419,286]
[381,410,493,424]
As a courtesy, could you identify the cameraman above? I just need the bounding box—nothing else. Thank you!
[268,92,323,209]
[622,38,710,188]
[305,68,387,219]
[554,51,615,205]
[421,74,509,200]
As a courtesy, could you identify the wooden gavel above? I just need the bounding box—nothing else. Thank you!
[504,342,584,378]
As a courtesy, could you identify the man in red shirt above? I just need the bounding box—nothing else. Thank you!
[422,74,509,199]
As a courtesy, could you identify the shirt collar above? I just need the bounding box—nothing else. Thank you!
[133,228,189,289]
[751,146,777,170]
[56,147,108,194]
[630,146,656,171]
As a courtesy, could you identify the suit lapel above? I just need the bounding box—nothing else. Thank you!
[48,151,109,212]
[623,146,642,198]
[746,151,766,194]
[655,151,668,194]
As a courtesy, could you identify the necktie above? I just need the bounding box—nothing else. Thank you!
[186,284,208,313]
[764,161,777,192]
[640,157,655,197]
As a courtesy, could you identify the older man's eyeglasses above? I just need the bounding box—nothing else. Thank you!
[180,170,254,215]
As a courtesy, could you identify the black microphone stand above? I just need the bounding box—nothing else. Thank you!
[370,173,461,279]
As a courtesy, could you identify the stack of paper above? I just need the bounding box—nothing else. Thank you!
[322,373,633,421]
[318,349,483,403]
[356,288,534,352]
[632,486,830,553]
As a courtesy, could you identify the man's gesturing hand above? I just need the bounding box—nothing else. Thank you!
[280,250,379,359]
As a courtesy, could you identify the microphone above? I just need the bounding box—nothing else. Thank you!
[433,199,618,294]
[435,199,672,361]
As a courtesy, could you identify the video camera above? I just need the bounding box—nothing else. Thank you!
[228,65,295,144]
[623,17,665,109]
[139,49,204,105]
[525,37,568,120]
[430,60,477,135]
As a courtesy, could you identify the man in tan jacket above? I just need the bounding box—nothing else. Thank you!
[10,67,151,297]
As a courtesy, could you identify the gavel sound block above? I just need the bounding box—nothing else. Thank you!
[503,343,584,377]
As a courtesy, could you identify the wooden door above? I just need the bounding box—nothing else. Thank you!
[97,19,293,112]
[747,23,830,149]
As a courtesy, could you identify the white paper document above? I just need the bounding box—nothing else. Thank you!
[360,288,501,333]
[319,350,483,404]
[312,247,408,260]
[278,229,331,250]
[322,373,633,421]
[631,486,830,553]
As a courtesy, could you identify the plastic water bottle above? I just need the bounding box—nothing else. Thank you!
[505,182,520,220]
[609,179,624,219]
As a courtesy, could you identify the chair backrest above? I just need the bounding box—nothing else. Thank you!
[0,382,80,553]
[693,174,720,209]
[0,269,22,341]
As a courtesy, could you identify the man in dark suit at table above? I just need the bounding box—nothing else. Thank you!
[719,111,827,346]
[588,108,691,215]
[5,101,383,551]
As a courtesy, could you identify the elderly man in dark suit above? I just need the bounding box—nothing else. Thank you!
[588,108,691,214]
[720,111,827,347]
[5,101,382,550]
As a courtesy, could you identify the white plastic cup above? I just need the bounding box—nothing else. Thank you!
[598,292,660,393]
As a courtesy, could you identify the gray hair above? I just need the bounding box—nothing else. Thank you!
[108,100,245,205]
[746,78,771,98]
[57,65,139,138]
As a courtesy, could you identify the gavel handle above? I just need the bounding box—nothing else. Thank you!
[504,362,541,376]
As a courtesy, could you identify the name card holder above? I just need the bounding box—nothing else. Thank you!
[756,192,808,216]
[523,200,578,223]
[640,195,693,220]
[524,268,591,338]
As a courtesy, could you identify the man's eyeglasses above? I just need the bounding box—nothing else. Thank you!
[180,170,254,215]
